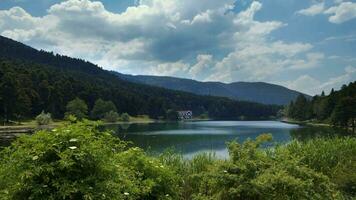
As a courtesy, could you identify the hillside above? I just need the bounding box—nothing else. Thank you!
[114,73,309,105]
[0,35,280,120]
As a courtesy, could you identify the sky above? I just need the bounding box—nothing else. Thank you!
[0,0,355,95]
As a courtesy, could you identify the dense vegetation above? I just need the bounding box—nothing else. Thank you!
[0,36,280,122]
[285,81,356,130]
[0,121,354,199]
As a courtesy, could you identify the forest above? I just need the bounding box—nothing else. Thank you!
[284,81,356,130]
[0,36,280,122]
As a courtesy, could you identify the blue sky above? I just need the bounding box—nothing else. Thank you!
[0,0,355,95]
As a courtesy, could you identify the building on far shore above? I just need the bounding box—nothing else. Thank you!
[177,110,193,120]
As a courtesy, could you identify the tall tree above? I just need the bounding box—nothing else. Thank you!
[91,99,117,120]
[65,98,88,120]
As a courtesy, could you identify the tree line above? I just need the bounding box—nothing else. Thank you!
[0,59,280,123]
[284,81,356,130]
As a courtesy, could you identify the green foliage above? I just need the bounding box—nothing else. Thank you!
[35,111,52,125]
[103,111,119,123]
[65,98,88,120]
[331,97,356,128]
[0,121,178,200]
[166,109,178,121]
[286,137,356,197]
[285,82,356,130]
[0,122,354,199]
[121,113,130,122]
[91,99,117,120]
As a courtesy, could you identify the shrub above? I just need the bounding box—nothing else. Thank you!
[35,111,52,125]
[91,99,117,120]
[65,98,88,120]
[163,134,342,200]
[0,121,179,199]
[103,111,119,123]
[121,113,130,122]
[166,109,178,121]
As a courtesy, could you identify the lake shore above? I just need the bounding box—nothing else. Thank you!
[280,118,331,127]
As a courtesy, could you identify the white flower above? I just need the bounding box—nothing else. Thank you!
[69,138,78,142]
[223,170,228,173]
[124,192,129,196]
[69,146,77,150]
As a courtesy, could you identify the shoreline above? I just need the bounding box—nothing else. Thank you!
[280,119,331,127]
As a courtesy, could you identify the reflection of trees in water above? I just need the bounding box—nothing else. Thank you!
[290,126,351,142]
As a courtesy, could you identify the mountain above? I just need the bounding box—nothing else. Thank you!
[114,73,309,105]
[0,35,280,120]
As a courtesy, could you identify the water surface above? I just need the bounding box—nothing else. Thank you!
[106,121,300,158]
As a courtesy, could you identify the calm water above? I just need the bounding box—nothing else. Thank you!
[105,121,302,158]
[1,121,350,158]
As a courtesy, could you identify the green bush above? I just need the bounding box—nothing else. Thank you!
[103,111,119,123]
[35,111,52,125]
[91,99,117,120]
[121,113,130,122]
[160,135,344,200]
[65,98,88,120]
[286,137,356,197]
[0,121,178,200]
[0,122,354,200]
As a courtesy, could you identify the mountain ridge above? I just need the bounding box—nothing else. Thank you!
[0,35,280,120]
[113,72,310,105]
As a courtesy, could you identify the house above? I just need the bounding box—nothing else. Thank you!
[177,110,193,120]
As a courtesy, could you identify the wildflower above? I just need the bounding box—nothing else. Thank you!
[69,138,78,142]
[223,170,228,173]
[69,146,77,150]
[124,192,129,196]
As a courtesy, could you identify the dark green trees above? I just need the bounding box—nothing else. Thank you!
[166,109,178,121]
[65,98,88,120]
[331,97,356,130]
[287,94,312,121]
[285,82,356,130]
[91,99,117,120]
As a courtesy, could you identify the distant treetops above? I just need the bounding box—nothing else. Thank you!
[64,98,130,123]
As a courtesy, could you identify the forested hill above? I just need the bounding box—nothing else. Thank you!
[0,35,280,120]
[113,73,309,106]
[285,82,355,129]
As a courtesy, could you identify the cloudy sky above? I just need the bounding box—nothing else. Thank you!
[1,0,355,95]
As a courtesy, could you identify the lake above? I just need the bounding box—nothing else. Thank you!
[105,121,310,158]
[1,121,350,158]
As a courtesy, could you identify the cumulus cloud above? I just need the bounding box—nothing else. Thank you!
[296,1,356,24]
[285,66,356,95]
[297,3,325,16]
[0,0,333,91]
[324,2,356,23]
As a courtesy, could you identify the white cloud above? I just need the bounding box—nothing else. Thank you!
[324,2,356,23]
[0,0,332,93]
[297,3,325,16]
[296,1,356,24]
[285,66,356,95]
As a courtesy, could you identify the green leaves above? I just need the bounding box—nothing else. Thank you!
[0,121,178,200]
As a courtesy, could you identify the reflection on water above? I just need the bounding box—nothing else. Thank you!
[1,121,351,158]
[105,121,303,158]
